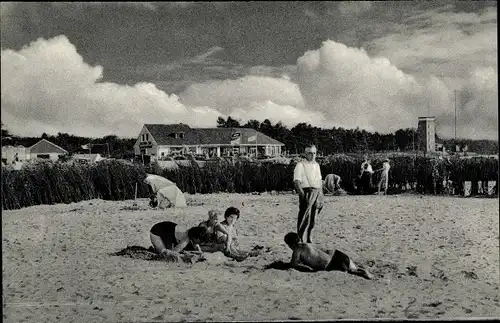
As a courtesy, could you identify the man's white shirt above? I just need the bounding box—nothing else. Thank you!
[361,162,374,174]
[293,160,323,189]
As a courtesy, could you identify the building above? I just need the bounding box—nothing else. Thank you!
[417,116,436,155]
[29,139,68,161]
[72,153,105,164]
[134,124,285,164]
[1,145,30,165]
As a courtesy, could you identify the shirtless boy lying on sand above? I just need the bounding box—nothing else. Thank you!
[277,232,373,279]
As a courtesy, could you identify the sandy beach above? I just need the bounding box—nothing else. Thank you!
[2,193,499,322]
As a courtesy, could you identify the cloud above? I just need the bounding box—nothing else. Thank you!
[50,2,159,11]
[367,6,497,78]
[178,75,305,115]
[337,1,372,16]
[49,2,231,12]
[0,36,225,138]
[0,35,315,138]
[1,35,497,140]
[296,40,497,139]
[438,67,498,140]
[229,101,326,127]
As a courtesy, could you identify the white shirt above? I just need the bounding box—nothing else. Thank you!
[361,162,373,174]
[293,160,323,189]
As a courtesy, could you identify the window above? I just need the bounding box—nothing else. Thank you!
[161,152,165,157]
[37,154,50,159]
[179,133,185,139]
[142,134,145,142]
[146,134,149,141]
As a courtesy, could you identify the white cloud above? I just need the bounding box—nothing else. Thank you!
[229,100,326,128]
[0,36,225,138]
[337,1,372,16]
[50,2,159,11]
[368,6,497,78]
[0,35,316,138]
[295,40,497,139]
[178,75,305,115]
[437,67,498,140]
[1,35,497,140]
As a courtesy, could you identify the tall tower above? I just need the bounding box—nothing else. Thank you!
[417,117,436,155]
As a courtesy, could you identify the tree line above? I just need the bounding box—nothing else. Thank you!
[216,116,499,155]
[1,124,136,159]
[1,119,498,157]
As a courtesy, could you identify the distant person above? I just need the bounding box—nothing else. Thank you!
[323,174,342,194]
[359,157,374,195]
[149,221,207,257]
[375,158,391,195]
[282,232,373,279]
[293,145,324,243]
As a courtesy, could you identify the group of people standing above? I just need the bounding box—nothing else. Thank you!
[358,156,391,195]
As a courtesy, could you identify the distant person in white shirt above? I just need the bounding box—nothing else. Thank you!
[359,157,374,195]
[293,145,324,243]
[376,158,391,195]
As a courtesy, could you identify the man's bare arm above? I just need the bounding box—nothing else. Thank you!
[215,223,232,252]
[294,180,304,197]
[172,238,190,253]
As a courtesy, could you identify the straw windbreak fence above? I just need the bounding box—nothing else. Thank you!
[2,156,498,210]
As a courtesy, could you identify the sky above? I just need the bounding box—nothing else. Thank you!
[1,1,498,140]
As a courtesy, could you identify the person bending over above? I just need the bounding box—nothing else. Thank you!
[283,232,373,279]
[149,221,207,257]
[323,173,342,194]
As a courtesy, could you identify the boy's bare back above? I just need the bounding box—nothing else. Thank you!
[294,243,332,271]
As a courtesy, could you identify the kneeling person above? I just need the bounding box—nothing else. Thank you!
[284,232,373,279]
[150,221,207,256]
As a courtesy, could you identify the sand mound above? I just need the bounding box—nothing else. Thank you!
[110,244,271,264]
[110,245,206,264]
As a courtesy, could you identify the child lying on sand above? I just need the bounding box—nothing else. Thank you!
[271,232,373,279]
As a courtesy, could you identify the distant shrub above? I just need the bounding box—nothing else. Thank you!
[1,159,150,210]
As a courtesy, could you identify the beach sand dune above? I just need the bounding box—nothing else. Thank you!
[2,194,499,322]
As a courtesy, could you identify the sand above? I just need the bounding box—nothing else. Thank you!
[2,193,499,322]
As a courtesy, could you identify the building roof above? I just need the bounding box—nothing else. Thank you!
[29,139,68,154]
[418,116,435,121]
[144,124,284,146]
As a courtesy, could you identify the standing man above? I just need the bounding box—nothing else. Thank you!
[293,145,324,243]
[376,158,391,195]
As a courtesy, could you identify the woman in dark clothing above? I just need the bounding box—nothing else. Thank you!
[359,158,374,194]
[149,221,207,255]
